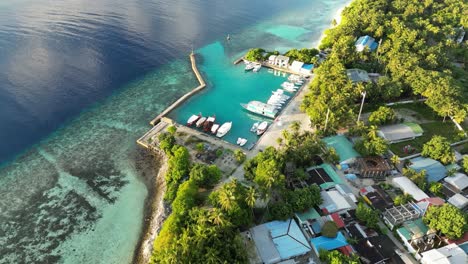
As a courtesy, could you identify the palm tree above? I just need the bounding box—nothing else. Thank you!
[210,208,228,227]
[218,187,236,211]
[245,187,257,217]
[390,155,400,167]
[290,121,301,134]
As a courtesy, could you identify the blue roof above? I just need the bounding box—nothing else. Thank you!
[323,135,360,164]
[311,232,349,251]
[355,35,377,51]
[409,157,447,182]
[265,219,311,259]
[302,64,314,70]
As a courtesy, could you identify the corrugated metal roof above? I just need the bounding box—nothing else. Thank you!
[310,232,349,251]
[323,135,360,164]
[410,157,447,182]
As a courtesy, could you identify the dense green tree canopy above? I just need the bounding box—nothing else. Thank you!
[284,48,319,64]
[424,204,468,239]
[421,135,455,164]
[354,125,389,156]
[368,106,396,125]
[164,145,191,202]
[189,163,221,188]
[319,249,361,264]
[245,48,265,62]
[355,202,379,229]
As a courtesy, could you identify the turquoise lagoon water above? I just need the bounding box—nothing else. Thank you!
[0,0,350,263]
[169,42,290,147]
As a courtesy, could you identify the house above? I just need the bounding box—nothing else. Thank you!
[409,157,447,183]
[360,185,394,211]
[347,69,371,83]
[274,55,290,67]
[444,173,468,192]
[392,176,430,201]
[323,135,361,166]
[354,235,398,264]
[355,157,392,181]
[290,60,304,72]
[382,202,425,230]
[420,243,467,264]
[355,35,378,52]
[377,122,424,143]
[300,64,314,75]
[447,193,468,209]
[268,55,277,64]
[320,189,356,214]
[305,164,343,190]
[250,219,311,264]
[310,232,349,256]
[396,218,439,257]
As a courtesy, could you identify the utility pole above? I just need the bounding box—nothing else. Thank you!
[357,91,366,123]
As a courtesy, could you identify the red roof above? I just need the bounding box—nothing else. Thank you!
[448,231,468,245]
[338,245,354,256]
[418,197,445,206]
[322,208,329,215]
[330,213,345,228]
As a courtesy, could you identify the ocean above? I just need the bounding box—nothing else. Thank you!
[0,0,349,263]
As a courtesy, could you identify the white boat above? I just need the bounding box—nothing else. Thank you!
[245,63,254,71]
[211,123,220,134]
[237,138,242,144]
[281,82,295,89]
[187,114,201,126]
[256,121,268,136]
[216,122,232,137]
[239,138,248,147]
[253,64,262,72]
[271,93,289,99]
[250,122,259,132]
[196,117,207,127]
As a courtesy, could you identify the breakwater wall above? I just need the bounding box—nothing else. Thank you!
[149,52,206,126]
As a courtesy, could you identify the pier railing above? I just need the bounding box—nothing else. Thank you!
[149,52,206,126]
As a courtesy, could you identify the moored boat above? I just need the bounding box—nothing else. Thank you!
[211,124,220,134]
[253,64,262,72]
[239,138,248,147]
[196,116,207,127]
[245,63,254,71]
[241,101,278,119]
[250,122,259,132]
[256,121,268,136]
[216,122,232,137]
[187,113,201,126]
[203,115,216,131]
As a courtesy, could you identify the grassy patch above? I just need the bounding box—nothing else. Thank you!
[391,102,441,120]
[389,121,462,157]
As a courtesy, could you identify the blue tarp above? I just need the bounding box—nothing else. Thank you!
[265,219,311,259]
[345,174,357,180]
[409,157,447,182]
[311,232,349,251]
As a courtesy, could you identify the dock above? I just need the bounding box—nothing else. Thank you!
[233,57,244,65]
[149,52,206,126]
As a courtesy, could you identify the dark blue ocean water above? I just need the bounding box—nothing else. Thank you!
[0,0,348,262]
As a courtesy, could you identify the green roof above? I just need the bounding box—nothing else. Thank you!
[397,218,430,241]
[296,208,321,223]
[403,122,423,134]
[397,226,412,241]
[323,135,360,164]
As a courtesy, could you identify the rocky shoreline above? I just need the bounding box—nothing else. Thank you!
[132,149,169,264]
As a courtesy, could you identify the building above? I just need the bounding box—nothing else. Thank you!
[355,35,378,52]
[360,185,394,211]
[320,189,356,214]
[354,235,398,264]
[305,164,343,190]
[409,157,447,183]
[444,173,468,192]
[396,218,438,257]
[289,60,304,72]
[447,193,468,209]
[377,122,424,143]
[355,157,392,181]
[420,243,467,264]
[323,135,361,166]
[310,232,349,256]
[392,176,430,201]
[347,69,371,83]
[274,55,290,67]
[382,202,425,230]
[268,55,277,64]
[300,64,314,75]
[250,219,311,264]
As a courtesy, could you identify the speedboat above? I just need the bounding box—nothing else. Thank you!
[250,122,259,132]
[196,117,207,127]
[187,113,201,126]
[253,64,262,72]
[211,124,220,134]
[216,122,232,137]
[203,115,216,132]
[256,121,268,136]
[239,138,248,147]
[245,63,254,71]
[281,82,295,89]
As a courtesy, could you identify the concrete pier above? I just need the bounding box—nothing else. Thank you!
[149,52,206,126]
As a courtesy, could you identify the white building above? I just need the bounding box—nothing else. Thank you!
[392,177,429,201]
[444,173,468,192]
[289,60,304,72]
[420,243,467,264]
[319,190,355,214]
[274,55,290,67]
[448,193,468,209]
[268,55,277,64]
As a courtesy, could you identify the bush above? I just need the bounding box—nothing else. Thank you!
[322,221,338,238]
[190,164,222,188]
[269,201,293,220]
[421,136,455,164]
[234,149,246,164]
[368,106,396,125]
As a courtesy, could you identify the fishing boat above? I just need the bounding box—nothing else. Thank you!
[187,113,201,126]
[196,116,207,127]
[211,124,220,134]
[241,101,278,119]
[203,115,216,132]
[245,63,254,71]
[216,122,232,138]
[250,122,259,132]
[253,64,262,72]
[256,121,268,136]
